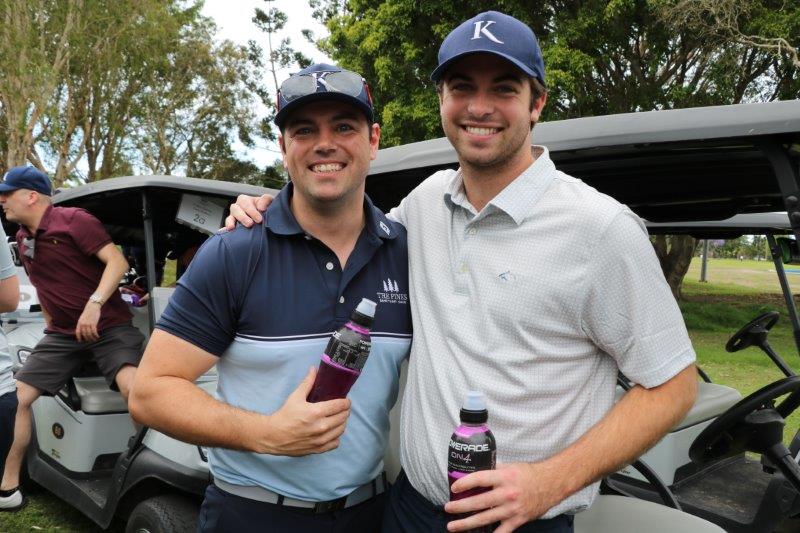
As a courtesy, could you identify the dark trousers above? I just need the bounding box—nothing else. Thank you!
[382,471,574,533]
[197,484,387,533]
[0,391,18,480]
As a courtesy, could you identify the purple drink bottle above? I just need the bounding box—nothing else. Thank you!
[448,391,496,532]
[307,298,376,403]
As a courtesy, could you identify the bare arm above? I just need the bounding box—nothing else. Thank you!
[0,274,19,313]
[74,243,129,342]
[92,243,129,302]
[447,364,698,532]
[129,329,352,455]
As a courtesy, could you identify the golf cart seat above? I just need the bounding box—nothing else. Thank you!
[615,380,741,430]
[70,377,127,414]
[55,359,127,414]
[675,381,742,430]
[574,495,725,532]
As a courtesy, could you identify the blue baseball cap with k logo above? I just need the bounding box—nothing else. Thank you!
[0,166,52,196]
[431,11,546,85]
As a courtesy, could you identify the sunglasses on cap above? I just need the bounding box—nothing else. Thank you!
[276,69,373,112]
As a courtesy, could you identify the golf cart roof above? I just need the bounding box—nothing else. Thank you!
[366,100,800,222]
[646,212,792,239]
[46,175,276,240]
[52,174,271,207]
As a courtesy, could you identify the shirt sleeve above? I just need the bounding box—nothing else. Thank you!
[386,198,408,226]
[155,233,243,356]
[0,225,15,280]
[580,210,696,388]
[70,209,113,256]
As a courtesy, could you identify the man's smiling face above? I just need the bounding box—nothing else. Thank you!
[280,100,380,208]
[439,54,545,174]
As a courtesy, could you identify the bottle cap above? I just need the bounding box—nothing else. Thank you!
[460,391,488,424]
[356,298,377,318]
[351,298,376,328]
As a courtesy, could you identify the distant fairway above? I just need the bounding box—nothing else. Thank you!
[686,256,800,294]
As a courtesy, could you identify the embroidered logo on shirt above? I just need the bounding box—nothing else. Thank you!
[499,270,516,282]
[379,221,391,236]
[377,278,408,304]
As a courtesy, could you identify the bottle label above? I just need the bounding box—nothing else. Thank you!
[325,330,371,371]
[448,437,496,474]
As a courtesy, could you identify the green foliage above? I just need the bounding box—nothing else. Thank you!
[311,0,800,147]
[0,0,274,186]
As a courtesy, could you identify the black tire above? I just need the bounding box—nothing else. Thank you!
[125,494,199,533]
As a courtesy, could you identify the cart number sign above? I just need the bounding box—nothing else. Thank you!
[176,194,226,235]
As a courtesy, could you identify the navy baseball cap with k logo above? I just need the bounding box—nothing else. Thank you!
[0,166,52,196]
[431,11,546,85]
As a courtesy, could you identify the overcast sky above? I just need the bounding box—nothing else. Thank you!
[200,0,333,165]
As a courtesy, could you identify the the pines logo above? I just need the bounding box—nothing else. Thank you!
[377,278,408,304]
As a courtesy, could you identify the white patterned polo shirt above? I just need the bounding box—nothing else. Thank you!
[388,146,696,518]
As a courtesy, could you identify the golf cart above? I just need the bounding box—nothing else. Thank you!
[4,176,275,531]
[372,100,800,532]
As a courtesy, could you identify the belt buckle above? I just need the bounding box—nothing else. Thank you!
[313,496,347,514]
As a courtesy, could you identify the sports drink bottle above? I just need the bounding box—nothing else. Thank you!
[307,298,376,402]
[448,391,496,532]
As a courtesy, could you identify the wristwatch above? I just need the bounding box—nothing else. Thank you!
[89,293,105,305]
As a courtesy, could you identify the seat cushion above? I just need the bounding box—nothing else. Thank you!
[616,381,741,431]
[575,495,725,532]
[72,376,128,414]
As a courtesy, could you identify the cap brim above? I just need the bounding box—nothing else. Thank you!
[0,183,21,193]
[430,49,542,83]
[275,92,374,129]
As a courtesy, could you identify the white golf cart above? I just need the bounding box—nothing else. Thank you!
[5,176,274,532]
[372,100,800,533]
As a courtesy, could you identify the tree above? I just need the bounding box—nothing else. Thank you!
[310,0,800,298]
[133,20,260,179]
[0,0,270,187]
[249,0,312,183]
[0,0,80,171]
[38,0,182,185]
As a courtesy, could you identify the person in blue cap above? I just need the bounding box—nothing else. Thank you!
[0,165,142,512]
[228,12,698,533]
[129,64,412,532]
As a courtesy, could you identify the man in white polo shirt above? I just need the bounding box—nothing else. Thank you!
[228,11,697,533]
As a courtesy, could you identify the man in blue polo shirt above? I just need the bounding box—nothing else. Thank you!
[129,63,412,532]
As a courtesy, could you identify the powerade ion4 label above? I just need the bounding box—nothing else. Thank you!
[448,438,496,474]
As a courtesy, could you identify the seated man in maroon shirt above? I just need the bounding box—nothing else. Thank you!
[0,166,143,511]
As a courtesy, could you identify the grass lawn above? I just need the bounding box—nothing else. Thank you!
[4,257,800,530]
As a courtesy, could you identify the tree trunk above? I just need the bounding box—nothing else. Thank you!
[653,235,698,300]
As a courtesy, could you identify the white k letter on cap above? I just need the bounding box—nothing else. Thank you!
[471,21,504,43]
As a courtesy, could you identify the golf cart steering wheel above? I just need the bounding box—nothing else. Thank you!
[689,375,800,465]
[725,311,780,353]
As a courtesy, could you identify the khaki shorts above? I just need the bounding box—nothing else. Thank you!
[16,324,145,395]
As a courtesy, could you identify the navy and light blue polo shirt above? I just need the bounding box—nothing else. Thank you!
[156,184,412,501]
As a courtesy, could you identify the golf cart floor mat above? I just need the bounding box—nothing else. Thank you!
[673,456,771,524]
[73,475,114,508]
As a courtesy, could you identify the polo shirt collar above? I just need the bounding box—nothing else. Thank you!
[264,183,398,240]
[444,146,556,226]
[20,204,55,237]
